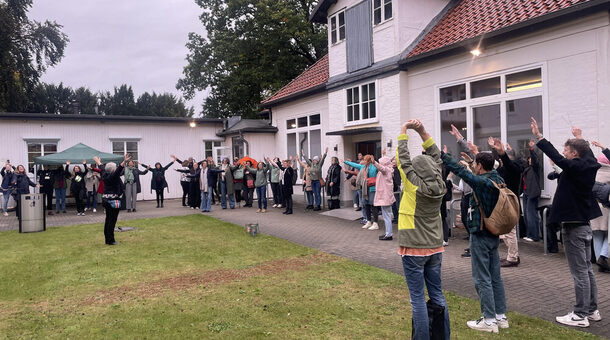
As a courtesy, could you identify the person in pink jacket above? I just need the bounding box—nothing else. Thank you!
[373,149,397,241]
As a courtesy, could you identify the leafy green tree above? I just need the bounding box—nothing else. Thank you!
[73,87,98,114]
[177,0,327,118]
[0,0,68,112]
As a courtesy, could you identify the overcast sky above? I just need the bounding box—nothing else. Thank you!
[29,0,208,113]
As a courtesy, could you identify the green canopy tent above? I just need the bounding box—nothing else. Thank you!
[34,143,124,165]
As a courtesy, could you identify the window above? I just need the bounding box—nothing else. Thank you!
[112,141,138,162]
[232,137,247,160]
[27,142,57,173]
[330,10,345,44]
[285,114,323,182]
[346,82,376,124]
[309,114,320,126]
[438,67,546,190]
[373,0,392,25]
[204,141,222,159]
[287,119,296,130]
[297,117,308,128]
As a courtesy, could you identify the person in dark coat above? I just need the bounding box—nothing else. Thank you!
[325,157,342,210]
[121,160,148,212]
[94,154,129,245]
[11,165,38,220]
[219,158,236,209]
[52,164,70,214]
[521,140,542,242]
[67,160,88,216]
[243,160,255,208]
[273,158,295,215]
[531,120,601,327]
[142,159,174,208]
[36,165,55,215]
[1,163,16,216]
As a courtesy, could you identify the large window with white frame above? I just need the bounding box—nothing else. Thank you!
[373,0,392,25]
[286,113,321,182]
[346,82,377,125]
[437,66,546,190]
[329,10,345,45]
[112,140,139,162]
[204,141,222,159]
[27,142,57,173]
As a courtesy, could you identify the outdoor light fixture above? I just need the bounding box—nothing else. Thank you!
[333,144,338,151]
[387,139,392,148]
[189,121,196,128]
[470,48,482,57]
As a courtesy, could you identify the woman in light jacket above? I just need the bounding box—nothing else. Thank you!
[372,151,396,240]
[344,155,378,230]
[122,160,148,213]
[247,159,271,213]
[269,156,283,208]
[85,163,101,213]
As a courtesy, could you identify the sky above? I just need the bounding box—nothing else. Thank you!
[29,0,208,114]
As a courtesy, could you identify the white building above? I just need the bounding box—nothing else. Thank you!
[0,113,276,200]
[262,0,610,203]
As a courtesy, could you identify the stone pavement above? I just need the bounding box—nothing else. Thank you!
[1,198,608,338]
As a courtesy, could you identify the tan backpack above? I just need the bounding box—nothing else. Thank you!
[472,180,520,235]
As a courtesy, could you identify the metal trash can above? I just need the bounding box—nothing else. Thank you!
[19,193,46,233]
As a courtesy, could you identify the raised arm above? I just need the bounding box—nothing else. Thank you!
[319,147,328,166]
[343,160,363,170]
[163,161,174,171]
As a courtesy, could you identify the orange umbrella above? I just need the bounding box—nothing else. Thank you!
[238,156,258,167]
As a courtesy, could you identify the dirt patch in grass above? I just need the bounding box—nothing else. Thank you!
[80,252,335,307]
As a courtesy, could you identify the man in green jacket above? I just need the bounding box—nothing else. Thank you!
[396,119,449,339]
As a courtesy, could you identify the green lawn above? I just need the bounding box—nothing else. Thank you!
[0,215,600,339]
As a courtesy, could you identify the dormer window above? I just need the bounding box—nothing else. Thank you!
[373,0,392,25]
[330,10,345,44]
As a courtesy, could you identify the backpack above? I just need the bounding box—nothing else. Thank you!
[472,180,520,235]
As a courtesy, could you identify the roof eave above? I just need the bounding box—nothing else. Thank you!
[0,112,222,123]
[216,127,278,137]
[260,83,327,108]
[309,0,337,23]
[402,0,610,67]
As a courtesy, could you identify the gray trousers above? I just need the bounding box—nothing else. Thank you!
[563,224,598,316]
[125,182,138,210]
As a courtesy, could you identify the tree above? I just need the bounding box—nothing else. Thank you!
[177,0,327,119]
[0,0,68,112]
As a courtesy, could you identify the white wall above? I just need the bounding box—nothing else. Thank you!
[405,12,610,198]
[1,119,224,200]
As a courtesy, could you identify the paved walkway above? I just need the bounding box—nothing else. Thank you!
[1,198,608,338]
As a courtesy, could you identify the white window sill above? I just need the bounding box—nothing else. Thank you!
[344,119,379,127]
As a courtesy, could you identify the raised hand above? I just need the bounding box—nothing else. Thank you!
[528,140,536,148]
[93,156,101,165]
[461,152,473,163]
[449,124,464,141]
[467,141,479,155]
[490,138,505,155]
[443,145,448,154]
[572,126,583,139]
[413,119,425,134]
[531,117,541,138]
[487,136,495,148]
[66,160,71,165]
[381,148,387,156]
[592,141,606,149]
[124,153,131,161]
[82,159,87,164]
[506,143,513,151]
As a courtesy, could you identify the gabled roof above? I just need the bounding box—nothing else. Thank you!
[216,119,278,136]
[261,55,329,107]
[405,0,607,61]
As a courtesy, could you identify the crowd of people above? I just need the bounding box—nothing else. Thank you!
[2,115,610,338]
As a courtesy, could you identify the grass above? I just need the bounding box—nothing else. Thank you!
[0,214,601,339]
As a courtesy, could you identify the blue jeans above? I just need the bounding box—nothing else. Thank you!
[381,206,393,236]
[220,181,235,209]
[402,253,450,340]
[55,188,66,212]
[470,232,507,318]
[523,193,540,241]
[200,189,211,212]
[86,190,98,210]
[256,186,267,209]
[593,230,608,260]
[306,190,314,206]
[1,189,10,213]
[392,192,400,221]
[311,180,321,207]
[352,189,359,206]
[358,189,366,220]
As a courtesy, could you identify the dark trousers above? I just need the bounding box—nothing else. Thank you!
[284,194,293,212]
[244,187,254,206]
[74,190,85,213]
[103,201,120,244]
[14,194,21,219]
[234,184,242,203]
[43,189,53,211]
[270,182,282,205]
[180,181,189,206]
[156,190,164,206]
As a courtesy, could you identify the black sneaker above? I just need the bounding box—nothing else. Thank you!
[461,250,471,258]
[379,235,393,241]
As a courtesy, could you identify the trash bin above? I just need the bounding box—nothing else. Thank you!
[19,193,46,233]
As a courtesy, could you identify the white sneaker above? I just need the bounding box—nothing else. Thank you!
[353,203,358,209]
[93,208,97,213]
[272,204,277,208]
[467,318,498,333]
[368,222,379,230]
[496,317,509,329]
[3,212,7,216]
[443,241,449,246]
[277,205,283,208]
[81,213,85,216]
[556,311,589,327]
[523,237,534,242]
[362,221,372,229]
[76,213,80,216]
[587,310,602,322]
[84,208,88,212]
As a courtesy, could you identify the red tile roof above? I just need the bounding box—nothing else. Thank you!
[262,54,329,105]
[407,0,594,59]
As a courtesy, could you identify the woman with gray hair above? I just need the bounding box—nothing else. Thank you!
[94,153,130,245]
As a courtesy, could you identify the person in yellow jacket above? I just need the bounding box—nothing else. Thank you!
[396,119,449,339]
